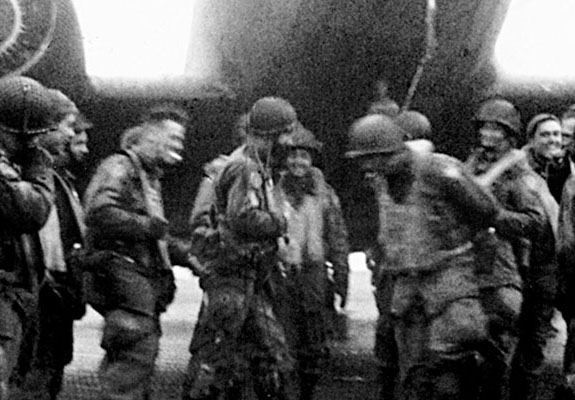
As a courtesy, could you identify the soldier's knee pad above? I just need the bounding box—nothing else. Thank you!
[101,309,156,351]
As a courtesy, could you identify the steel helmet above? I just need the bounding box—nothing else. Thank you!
[279,124,323,153]
[0,76,58,136]
[473,98,521,137]
[247,97,298,137]
[395,110,432,140]
[345,114,407,158]
[48,88,78,120]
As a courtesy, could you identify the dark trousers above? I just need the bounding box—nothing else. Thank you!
[99,310,160,400]
[0,295,24,400]
[15,280,75,400]
[510,295,556,400]
[182,277,293,400]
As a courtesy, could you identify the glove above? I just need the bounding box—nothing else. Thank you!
[190,226,220,259]
[149,215,169,239]
[167,235,192,266]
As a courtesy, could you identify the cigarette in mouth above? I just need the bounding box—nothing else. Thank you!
[168,151,183,162]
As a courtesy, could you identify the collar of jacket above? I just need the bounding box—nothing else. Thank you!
[524,145,553,179]
[120,149,163,179]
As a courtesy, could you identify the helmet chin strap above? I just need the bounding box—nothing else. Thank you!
[247,135,274,175]
[255,142,273,177]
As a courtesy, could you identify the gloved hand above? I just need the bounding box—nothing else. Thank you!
[149,215,169,239]
[166,235,192,266]
[190,226,220,259]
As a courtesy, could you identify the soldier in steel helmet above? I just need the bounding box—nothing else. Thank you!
[345,113,522,400]
[272,125,349,400]
[395,110,432,141]
[186,112,249,281]
[363,109,435,400]
[182,97,296,400]
[0,76,57,399]
[466,98,557,400]
[15,88,88,400]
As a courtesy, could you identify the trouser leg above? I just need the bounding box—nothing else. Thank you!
[17,299,74,400]
[510,296,554,400]
[479,286,522,400]
[98,334,159,400]
[249,294,293,400]
[295,305,328,400]
[564,319,575,375]
[252,359,291,400]
[0,348,7,400]
[98,310,160,400]
[374,276,398,400]
[181,284,250,400]
[559,319,575,399]
[0,297,24,400]
[298,370,319,400]
[375,312,398,400]
[396,296,520,400]
[377,366,398,400]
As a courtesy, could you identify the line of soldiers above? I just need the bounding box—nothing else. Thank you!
[355,96,575,400]
[181,93,568,400]
[0,76,350,400]
[3,71,575,400]
[0,75,194,400]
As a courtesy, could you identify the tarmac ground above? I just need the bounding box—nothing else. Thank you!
[59,254,567,400]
